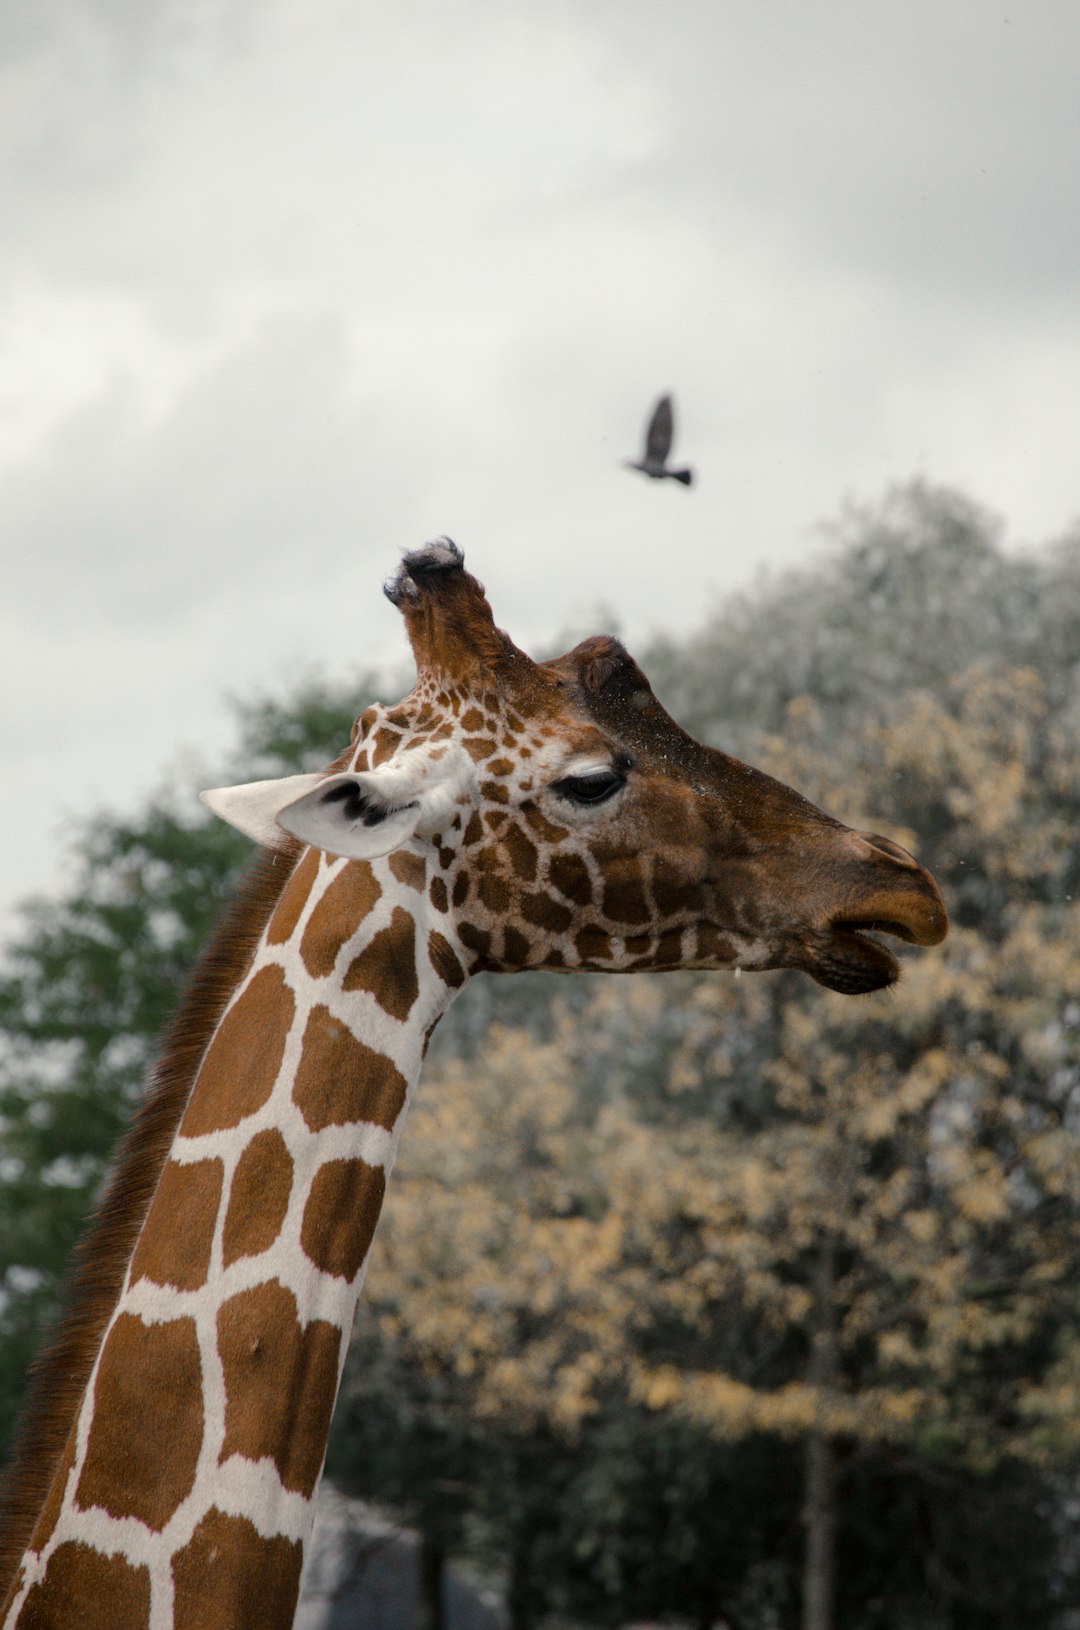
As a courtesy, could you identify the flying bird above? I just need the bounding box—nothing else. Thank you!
[623,393,693,486]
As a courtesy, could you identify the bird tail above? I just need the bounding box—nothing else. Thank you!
[670,468,693,486]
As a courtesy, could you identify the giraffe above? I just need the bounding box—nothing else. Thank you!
[0,539,947,1629]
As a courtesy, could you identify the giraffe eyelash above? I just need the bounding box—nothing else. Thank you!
[549,768,626,807]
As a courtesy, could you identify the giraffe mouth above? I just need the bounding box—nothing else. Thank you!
[798,866,948,994]
[805,917,921,995]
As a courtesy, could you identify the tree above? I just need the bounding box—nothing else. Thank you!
[4,482,1080,1627]
[341,654,1080,1628]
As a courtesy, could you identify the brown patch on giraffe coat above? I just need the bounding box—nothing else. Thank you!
[523,805,569,843]
[457,921,492,959]
[695,923,736,963]
[464,737,498,762]
[487,756,515,776]
[477,872,512,913]
[429,874,449,913]
[172,1508,303,1630]
[292,1006,408,1131]
[462,811,484,846]
[266,847,320,946]
[452,872,470,908]
[501,926,532,966]
[16,1542,150,1630]
[342,908,418,1021]
[300,1158,386,1281]
[428,932,466,988]
[548,851,593,906]
[650,864,705,920]
[520,893,573,934]
[459,707,485,732]
[371,727,401,766]
[76,1314,202,1529]
[130,1157,223,1291]
[655,927,692,964]
[180,965,294,1137]
[222,1131,294,1268]
[300,862,382,978]
[503,824,538,881]
[480,780,509,803]
[576,927,614,963]
[483,809,509,834]
[389,850,427,890]
[601,872,652,925]
[217,1283,340,1496]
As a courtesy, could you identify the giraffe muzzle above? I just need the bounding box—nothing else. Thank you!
[797,828,948,993]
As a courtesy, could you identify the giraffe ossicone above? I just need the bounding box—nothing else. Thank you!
[0,539,947,1630]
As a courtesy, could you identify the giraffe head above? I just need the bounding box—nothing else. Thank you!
[204,539,946,994]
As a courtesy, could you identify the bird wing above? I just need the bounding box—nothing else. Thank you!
[644,395,674,464]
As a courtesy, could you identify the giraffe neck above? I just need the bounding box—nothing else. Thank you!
[3,844,464,1630]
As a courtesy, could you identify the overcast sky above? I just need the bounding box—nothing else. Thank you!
[4,0,1080,932]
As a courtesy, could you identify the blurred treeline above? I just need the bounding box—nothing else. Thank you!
[2,483,1080,1630]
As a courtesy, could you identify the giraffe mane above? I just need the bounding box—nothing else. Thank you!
[0,835,305,1595]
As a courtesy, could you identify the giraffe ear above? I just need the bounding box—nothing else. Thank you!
[277,749,475,858]
[199,773,328,850]
[199,770,423,859]
[201,750,473,860]
[274,771,425,859]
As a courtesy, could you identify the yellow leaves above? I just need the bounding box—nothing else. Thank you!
[902,1209,939,1247]
[1023,1130,1080,1199]
[734,1157,772,1223]
[630,1361,931,1444]
[877,1330,919,1368]
[639,1364,682,1412]
[369,942,1080,1454]
[874,1388,925,1428]
[949,1153,1011,1226]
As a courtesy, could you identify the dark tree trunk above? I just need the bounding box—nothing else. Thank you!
[802,1245,839,1630]
[803,1423,837,1630]
[507,1526,534,1630]
[417,1530,446,1630]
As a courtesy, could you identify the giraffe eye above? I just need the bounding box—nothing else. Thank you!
[550,769,625,806]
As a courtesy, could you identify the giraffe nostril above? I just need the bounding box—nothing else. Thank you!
[850,830,922,872]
